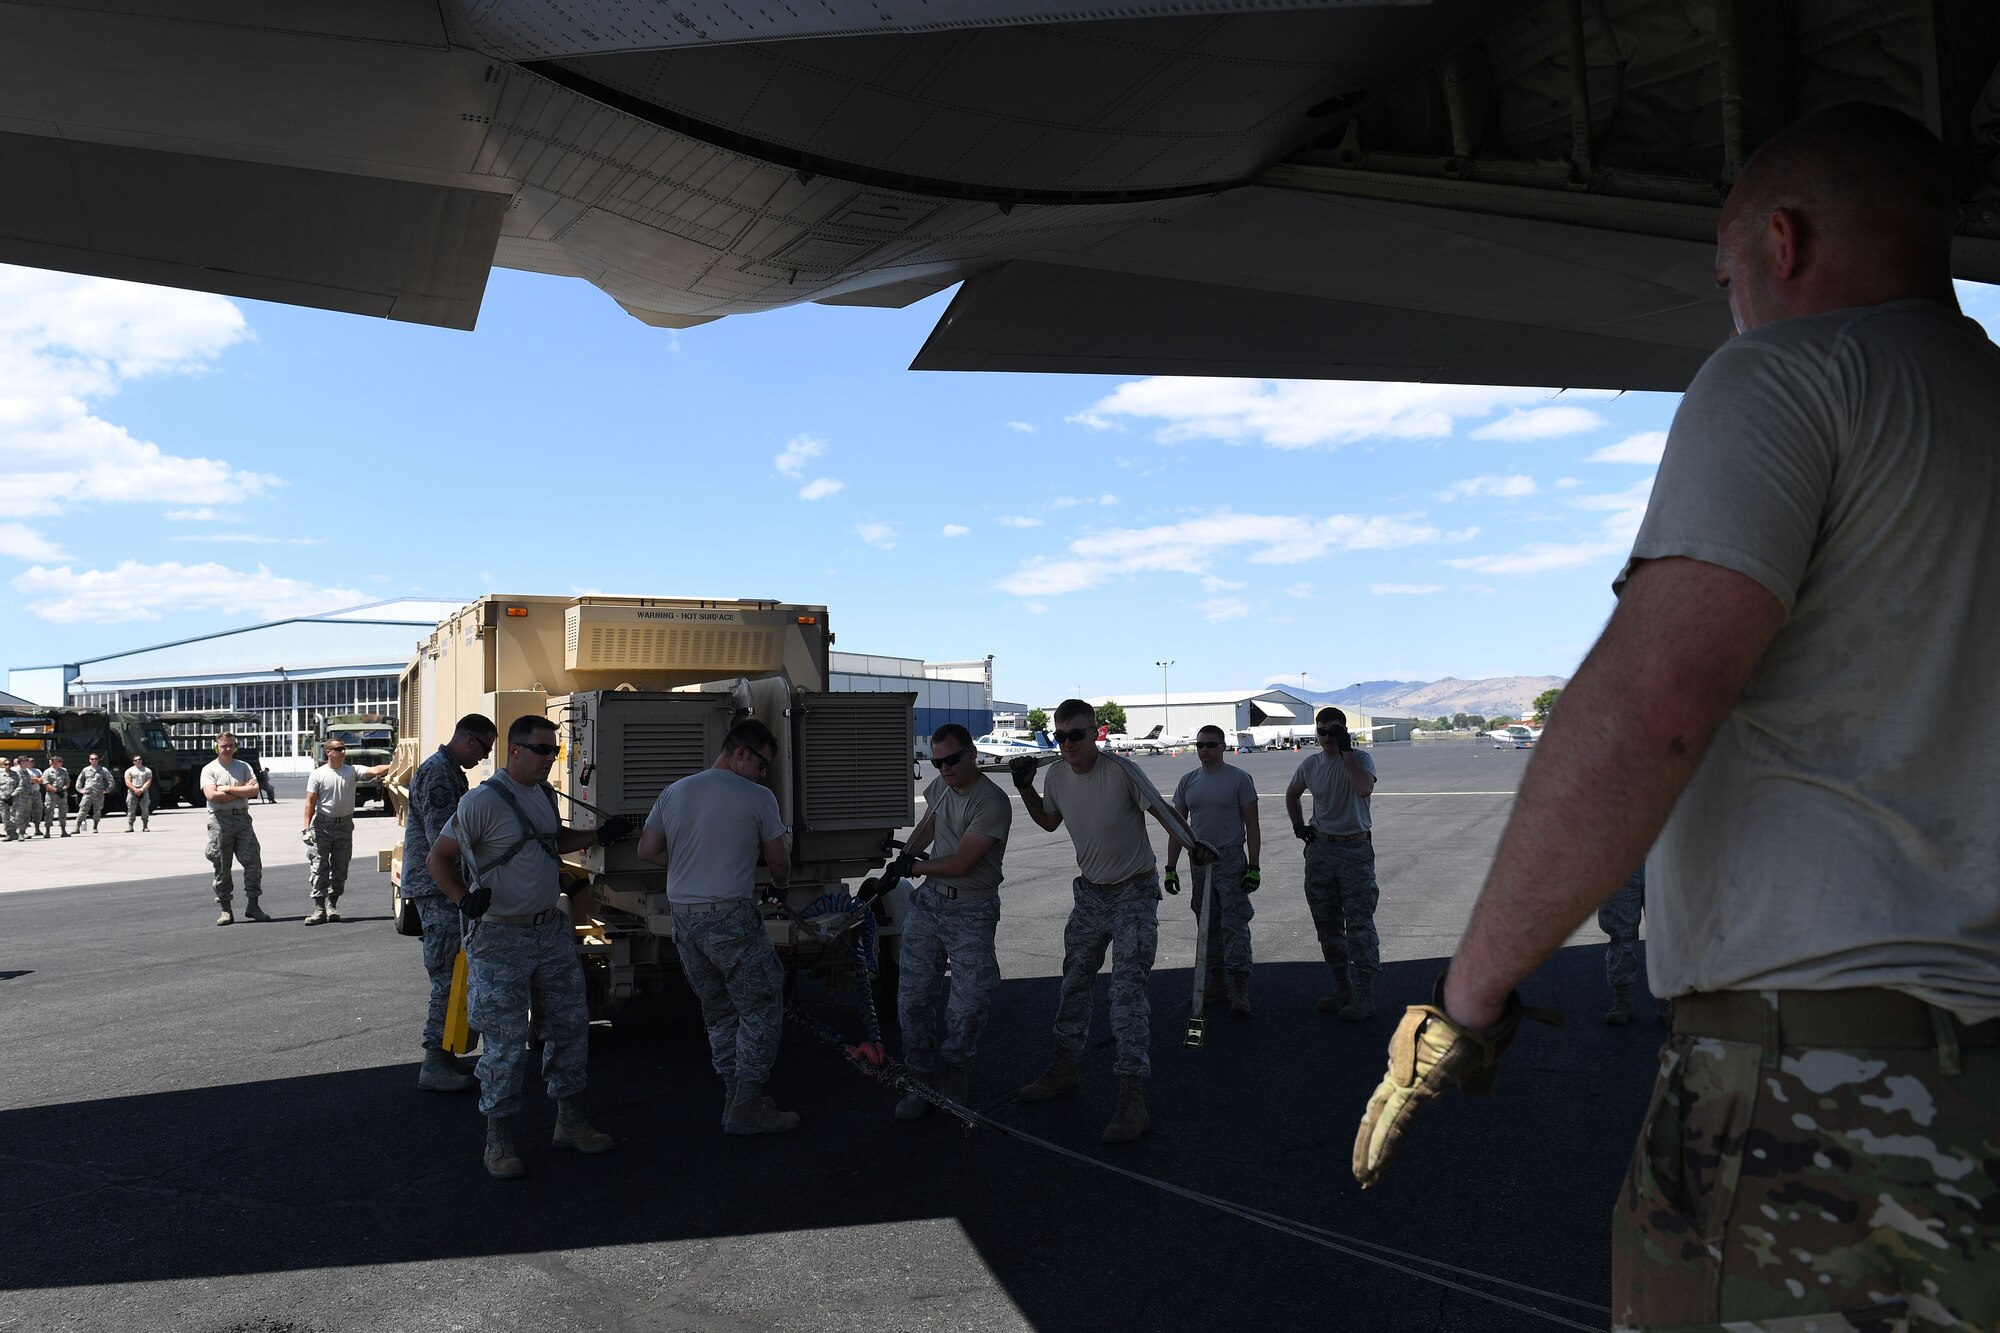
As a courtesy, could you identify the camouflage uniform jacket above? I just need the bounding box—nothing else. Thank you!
[401,746,468,899]
[76,764,117,797]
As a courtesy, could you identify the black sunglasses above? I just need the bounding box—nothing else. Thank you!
[1194,741,1222,749]
[1052,727,1094,745]
[1316,728,1343,737]
[516,741,560,756]
[930,749,968,768]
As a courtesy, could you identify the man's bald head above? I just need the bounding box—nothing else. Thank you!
[1719,104,1959,330]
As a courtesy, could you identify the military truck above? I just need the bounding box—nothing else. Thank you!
[306,714,395,811]
[387,594,916,1016]
[0,708,223,809]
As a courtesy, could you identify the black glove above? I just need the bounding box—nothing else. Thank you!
[884,851,918,885]
[596,814,634,846]
[1190,840,1221,866]
[1332,725,1353,753]
[1294,822,1318,845]
[459,885,492,919]
[1009,756,1039,790]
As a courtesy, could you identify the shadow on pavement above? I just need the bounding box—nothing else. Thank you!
[0,946,1657,1329]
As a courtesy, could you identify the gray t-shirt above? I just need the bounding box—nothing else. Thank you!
[201,758,255,812]
[126,764,153,795]
[1292,750,1376,835]
[1616,299,2000,1022]
[306,764,363,819]
[645,766,786,904]
[920,773,1012,893]
[440,772,563,917]
[1173,764,1258,847]
[1043,751,1169,885]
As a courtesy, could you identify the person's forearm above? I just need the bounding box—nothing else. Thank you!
[1342,751,1376,797]
[301,794,317,828]
[1284,793,1304,829]
[1021,786,1060,832]
[557,828,596,854]
[428,851,467,901]
[1246,824,1260,865]
[1164,832,1184,869]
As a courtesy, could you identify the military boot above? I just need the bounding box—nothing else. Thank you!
[1203,970,1228,1006]
[721,1077,736,1127]
[325,897,342,923]
[1338,975,1376,1021]
[242,897,272,923]
[1317,975,1354,1014]
[1605,985,1634,1026]
[893,1074,930,1121]
[724,1083,801,1136]
[1017,1051,1079,1102]
[552,1098,616,1153]
[214,903,234,926]
[303,897,330,926]
[1229,975,1253,1019]
[483,1116,526,1179]
[1100,1075,1150,1144]
[418,1048,473,1093]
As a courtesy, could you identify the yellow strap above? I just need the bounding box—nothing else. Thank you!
[442,948,471,1054]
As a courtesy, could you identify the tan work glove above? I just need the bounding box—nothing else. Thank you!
[1351,976,1561,1189]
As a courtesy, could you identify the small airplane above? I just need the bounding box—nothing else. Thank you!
[973,730,1057,767]
[1097,724,1159,753]
[1482,724,1542,750]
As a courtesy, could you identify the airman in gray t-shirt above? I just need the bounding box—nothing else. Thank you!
[644,767,787,904]
[440,772,563,918]
[919,773,1011,893]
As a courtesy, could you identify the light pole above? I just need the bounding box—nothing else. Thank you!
[1155,660,1174,738]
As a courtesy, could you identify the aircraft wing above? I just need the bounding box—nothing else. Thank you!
[3,1,1996,389]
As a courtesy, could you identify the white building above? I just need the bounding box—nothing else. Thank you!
[1093,689,1314,743]
[9,599,465,772]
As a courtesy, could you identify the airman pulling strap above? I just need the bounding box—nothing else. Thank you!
[1673,988,2000,1049]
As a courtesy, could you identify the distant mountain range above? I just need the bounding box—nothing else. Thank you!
[1287,676,1566,720]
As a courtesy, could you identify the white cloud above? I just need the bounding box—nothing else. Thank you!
[1371,583,1444,595]
[12,560,362,624]
[999,515,1043,528]
[1444,527,1481,542]
[1285,581,1316,599]
[1200,575,1247,592]
[797,477,845,501]
[168,533,325,546]
[0,522,69,562]
[774,433,827,478]
[1070,378,1563,449]
[1436,474,1537,502]
[1050,496,1086,509]
[1006,421,1037,432]
[1099,494,1118,506]
[1469,406,1606,440]
[1199,597,1250,622]
[0,267,274,518]
[940,524,970,537]
[164,507,220,521]
[997,508,1441,598]
[1444,479,1653,575]
[1554,477,1582,489]
[856,522,897,550]
[1021,601,1049,615]
[1589,431,1668,464]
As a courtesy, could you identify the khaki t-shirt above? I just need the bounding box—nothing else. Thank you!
[1043,751,1168,885]
[306,764,363,819]
[920,773,1011,893]
[201,758,256,812]
[1618,299,2000,1022]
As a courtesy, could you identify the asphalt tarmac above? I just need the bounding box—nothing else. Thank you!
[0,742,1662,1333]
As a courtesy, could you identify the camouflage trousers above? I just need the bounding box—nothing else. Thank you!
[125,790,151,830]
[465,913,589,1119]
[414,892,464,1049]
[897,885,1002,1073]
[305,814,354,903]
[1612,1009,2000,1330]
[1303,837,1380,985]
[205,807,263,905]
[77,792,105,829]
[1600,868,1646,989]
[35,793,61,836]
[3,793,26,840]
[673,899,785,1088]
[1053,873,1161,1078]
[1189,844,1254,978]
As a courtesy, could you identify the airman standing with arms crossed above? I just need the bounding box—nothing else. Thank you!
[202,732,268,925]
[23,755,48,838]
[300,738,392,925]
[124,753,154,832]
[402,714,496,1093]
[1351,106,2000,1330]
[40,753,71,837]
[637,719,800,1136]
[1165,724,1261,1018]
[1014,698,1214,1144]
[75,754,116,833]
[0,758,22,842]
[1285,707,1380,1019]
[427,715,627,1178]
[892,722,1012,1118]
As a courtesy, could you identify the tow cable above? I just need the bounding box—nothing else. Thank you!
[782,978,1609,1331]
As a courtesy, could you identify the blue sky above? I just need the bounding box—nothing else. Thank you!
[6,262,1996,705]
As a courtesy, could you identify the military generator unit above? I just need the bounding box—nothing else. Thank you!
[387,594,916,1016]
